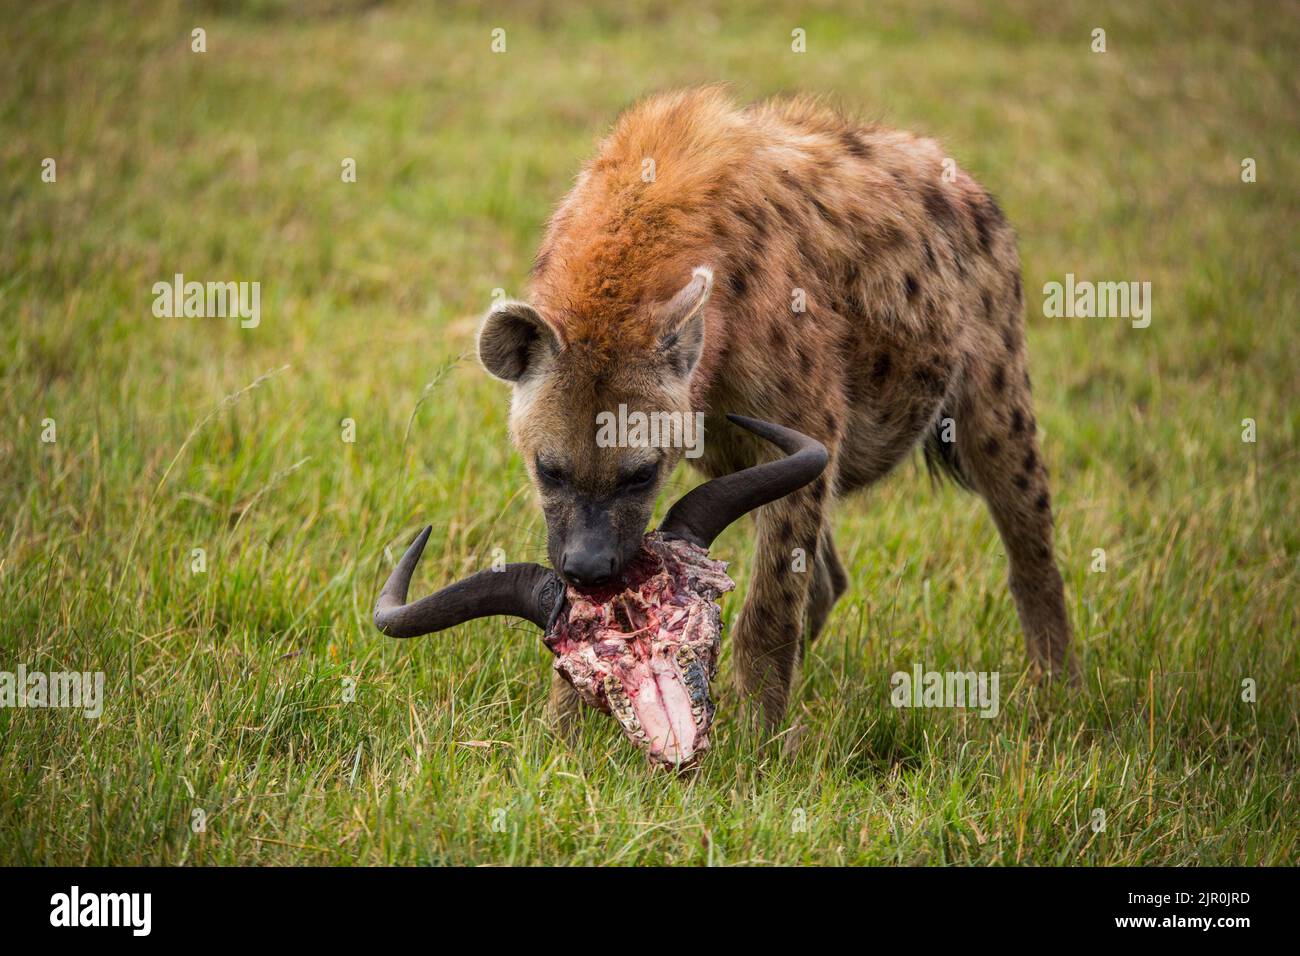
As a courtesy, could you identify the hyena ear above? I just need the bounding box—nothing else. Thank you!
[477,300,562,383]
[655,266,713,378]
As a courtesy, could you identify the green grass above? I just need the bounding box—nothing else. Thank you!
[1,0,1296,865]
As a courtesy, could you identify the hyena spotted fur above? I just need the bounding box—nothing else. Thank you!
[479,87,1076,731]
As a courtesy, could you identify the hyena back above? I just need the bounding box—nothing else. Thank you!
[479,87,1075,730]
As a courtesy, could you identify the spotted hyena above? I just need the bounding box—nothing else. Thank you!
[478,87,1075,731]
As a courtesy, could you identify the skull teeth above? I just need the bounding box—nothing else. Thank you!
[601,646,716,755]
[604,675,647,743]
[676,649,713,726]
[658,648,709,729]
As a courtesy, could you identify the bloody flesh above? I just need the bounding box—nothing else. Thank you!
[545,532,734,766]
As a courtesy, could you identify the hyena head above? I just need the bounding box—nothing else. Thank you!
[478,267,713,587]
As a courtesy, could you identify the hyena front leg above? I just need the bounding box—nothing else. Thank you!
[732,478,829,727]
[805,524,848,644]
[546,672,583,738]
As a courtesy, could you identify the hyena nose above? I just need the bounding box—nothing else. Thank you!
[561,545,618,588]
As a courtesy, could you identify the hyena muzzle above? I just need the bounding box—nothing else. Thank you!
[478,87,1076,731]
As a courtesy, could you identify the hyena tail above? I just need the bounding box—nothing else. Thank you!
[923,409,975,491]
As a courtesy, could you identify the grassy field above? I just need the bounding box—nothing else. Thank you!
[1,0,1296,865]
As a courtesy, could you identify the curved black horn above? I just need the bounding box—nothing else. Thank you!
[658,414,829,550]
[374,526,565,639]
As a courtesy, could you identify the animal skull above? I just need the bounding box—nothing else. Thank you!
[373,415,826,766]
[546,532,733,764]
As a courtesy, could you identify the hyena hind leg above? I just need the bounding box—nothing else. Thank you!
[951,376,1078,683]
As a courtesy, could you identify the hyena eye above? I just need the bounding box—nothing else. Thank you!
[621,461,659,490]
[535,457,566,487]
